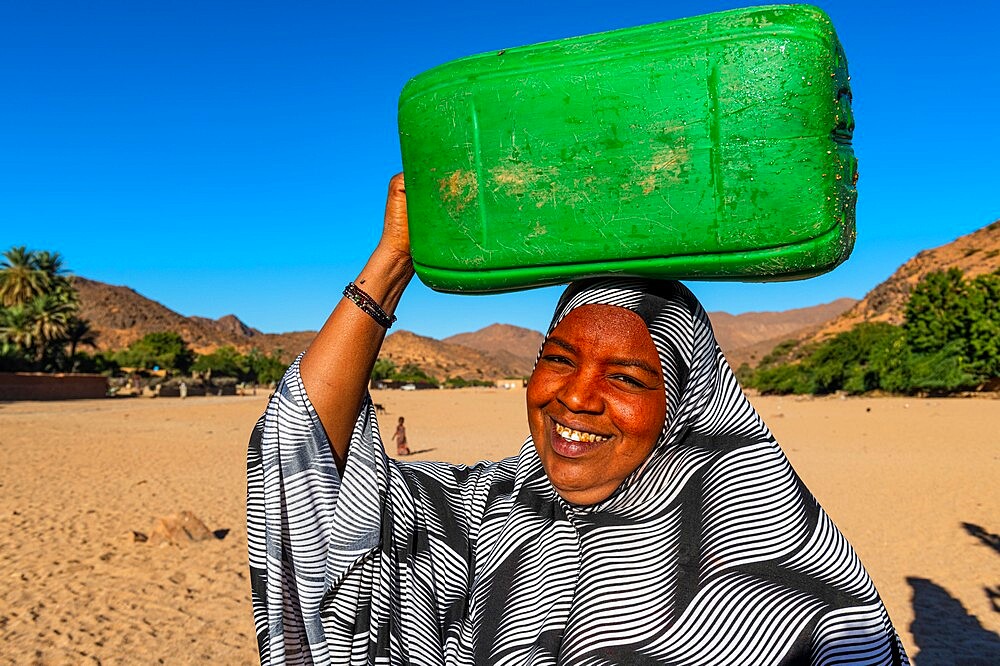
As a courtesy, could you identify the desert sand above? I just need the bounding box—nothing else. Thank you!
[1,389,997,664]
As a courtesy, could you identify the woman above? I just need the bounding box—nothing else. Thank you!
[247,175,908,664]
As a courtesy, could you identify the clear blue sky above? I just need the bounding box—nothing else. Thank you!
[2,1,997,339]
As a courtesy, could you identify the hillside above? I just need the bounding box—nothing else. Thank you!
[74,278,311,360]
[810,219,1000,341]
[382,330,531,381]
[444,324,544,372]
[709,299,857,368]
[73,278,537,378]
[72,277,870,379]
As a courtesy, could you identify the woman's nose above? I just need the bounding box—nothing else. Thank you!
[557,370,603,413]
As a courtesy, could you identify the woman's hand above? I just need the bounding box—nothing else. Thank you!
[300,172,416,470]
[378,172,411,259]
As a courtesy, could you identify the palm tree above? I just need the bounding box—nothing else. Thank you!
[0,304,36,352]
[32,250,66,278]
[66,316,98,364]
[33,250,76,303]
[27,293,74,363]
[0,246,45,307]
[0,245,84,369]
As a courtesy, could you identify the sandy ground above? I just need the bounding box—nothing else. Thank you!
[0,389,997,664]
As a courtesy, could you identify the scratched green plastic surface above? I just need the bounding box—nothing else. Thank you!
[398,4,856,293]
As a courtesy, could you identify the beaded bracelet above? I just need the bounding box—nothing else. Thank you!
[343,282,397,328]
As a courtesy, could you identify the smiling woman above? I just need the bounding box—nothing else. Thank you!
[245,175,909,665]
[528,304,666,505]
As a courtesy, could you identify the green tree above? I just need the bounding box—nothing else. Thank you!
[809,323,906,394]
[392,363,438,386]
[65,316,98,366]
[27,293,74,363]
[865,325,913,393]
[756,339,803,369]
[904,268,969,354]
[118,331,196,374]
[444,376,494,388]
[749,362,815,395]
[192,345,248,378]
[0,246,46,306]
[0,304,36,352]
[0,340,30,372]
[748,324,908,395]
[964,271,1000,379]
[745,269,1000,396]
[72,350,120,375]
[906,342,974,392]
[904,268,1000,386]
[246,348,287,385]
[371,358,397,382]
[0,246,88,371]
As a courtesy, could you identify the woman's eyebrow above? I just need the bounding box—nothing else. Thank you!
[545,337,660,377]
[544,337,577,353]
[608,357,660,377]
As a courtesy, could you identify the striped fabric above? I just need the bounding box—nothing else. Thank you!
[247,278,909,665]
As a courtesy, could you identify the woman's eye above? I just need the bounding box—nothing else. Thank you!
[611,374,647,389]
[542,354,571,365]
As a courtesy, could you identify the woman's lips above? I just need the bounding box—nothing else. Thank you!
[549,420,611,458]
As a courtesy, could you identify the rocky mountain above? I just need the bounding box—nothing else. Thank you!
[381,330,531,380]
[82,263,956,379]
[73,278,537,378]
[808,219,1000,341]
[383,304,866,378]
[74,278,311,359]
[444,324,544,373]
[709,298,858,368]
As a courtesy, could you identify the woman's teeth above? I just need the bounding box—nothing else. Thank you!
[555,423,609,443]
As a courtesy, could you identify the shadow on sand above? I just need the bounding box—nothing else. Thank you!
[397,448,436,457]
[962,522,1000,555]
[908,522,1000,665]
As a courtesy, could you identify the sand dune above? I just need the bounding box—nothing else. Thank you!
[1,390,997,664]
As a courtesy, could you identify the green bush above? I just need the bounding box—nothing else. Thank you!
[744,269,999,395]
[392,363,438,386]
[444,376,495,388]
[115,332,196,374]
[751,362,815,395]
[371,358,396,382]
[192,345,247,378]
[904,268,1000,387]
[246,348,286,385]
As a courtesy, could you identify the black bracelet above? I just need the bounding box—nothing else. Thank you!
[343,282,397,328]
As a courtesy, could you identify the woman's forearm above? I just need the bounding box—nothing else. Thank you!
[300,174,413,470]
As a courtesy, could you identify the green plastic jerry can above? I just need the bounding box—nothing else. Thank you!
[398,4,856,293]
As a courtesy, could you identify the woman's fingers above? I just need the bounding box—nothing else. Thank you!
[381,172,410,256]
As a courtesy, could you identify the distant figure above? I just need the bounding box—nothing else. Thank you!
[179,382,188,399]
[392,416,411,456]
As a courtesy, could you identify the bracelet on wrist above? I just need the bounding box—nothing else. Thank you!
[343,282,397,328]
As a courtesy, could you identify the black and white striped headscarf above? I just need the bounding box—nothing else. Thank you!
[247,278,910,664]
[543,278,768,512]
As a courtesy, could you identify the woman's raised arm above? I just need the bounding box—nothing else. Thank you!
[299,173,414,470]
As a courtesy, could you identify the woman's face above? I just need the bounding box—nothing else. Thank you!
[527,304,667,505]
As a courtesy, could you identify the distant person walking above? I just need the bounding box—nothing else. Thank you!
[393,416,411,456]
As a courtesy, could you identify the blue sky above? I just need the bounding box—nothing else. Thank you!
[2,1,997,339]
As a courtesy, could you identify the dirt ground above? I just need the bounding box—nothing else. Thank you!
[1,389,997,664]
